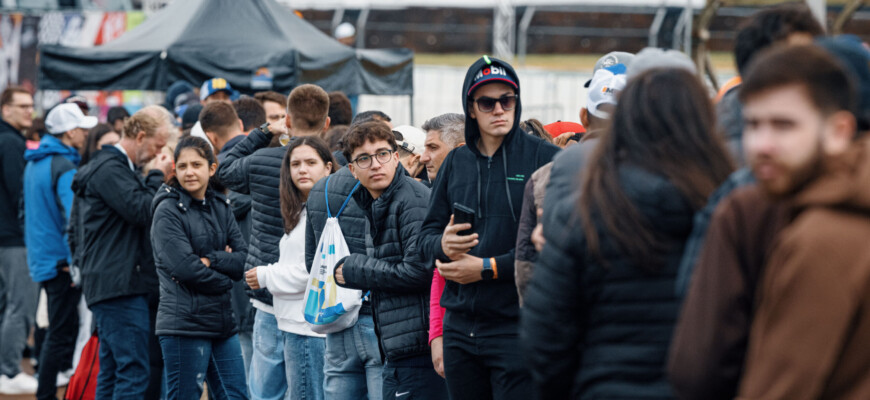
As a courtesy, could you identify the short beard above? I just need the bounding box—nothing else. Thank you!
[766,137,825,201]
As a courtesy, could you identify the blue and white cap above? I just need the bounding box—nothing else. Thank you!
[586,64,628,120]
[200,77,238,101]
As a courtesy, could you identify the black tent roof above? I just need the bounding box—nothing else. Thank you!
[38,0,413,96]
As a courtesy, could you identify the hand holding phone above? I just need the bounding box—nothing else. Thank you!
[452,203,475,236]
[441,203,479,260]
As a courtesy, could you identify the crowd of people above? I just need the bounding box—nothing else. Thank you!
[1,2,870,400]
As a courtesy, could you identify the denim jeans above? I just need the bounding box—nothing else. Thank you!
[160,334,247,400]
[91,295,151,400]
[36,267,81,400]
[283,332,325,400]
[0,246,38,377]
[382,354,447,400]
[248,310,287,400]
[323,313,383,400]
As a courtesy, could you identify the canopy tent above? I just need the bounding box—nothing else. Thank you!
[37,0,413,96]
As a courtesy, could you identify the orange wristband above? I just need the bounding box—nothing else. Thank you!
[491,258,498,279]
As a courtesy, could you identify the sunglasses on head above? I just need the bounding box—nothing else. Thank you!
[472,94,517,113]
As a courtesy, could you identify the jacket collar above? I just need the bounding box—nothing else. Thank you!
[353,163,409,208]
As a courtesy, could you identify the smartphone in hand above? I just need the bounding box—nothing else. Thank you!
[453,203,475,236]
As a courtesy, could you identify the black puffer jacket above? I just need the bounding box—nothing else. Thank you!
[521,165,692,399]
[151,184,247,338]
[71,146,163,307]
[339,164,432,361]
[216,127,285,305]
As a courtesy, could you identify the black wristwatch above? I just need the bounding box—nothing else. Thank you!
[481,258,495,280]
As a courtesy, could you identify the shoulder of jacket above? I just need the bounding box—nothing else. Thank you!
[253,146,287,159]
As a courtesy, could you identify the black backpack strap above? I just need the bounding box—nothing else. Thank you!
[50,155,76,217]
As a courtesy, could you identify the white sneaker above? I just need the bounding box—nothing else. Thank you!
[57,368,74,387]
[0,372,39,394]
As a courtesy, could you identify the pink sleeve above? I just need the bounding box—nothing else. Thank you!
[429,269,447,345]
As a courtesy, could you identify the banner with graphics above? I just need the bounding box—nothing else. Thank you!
[1,10,148,118]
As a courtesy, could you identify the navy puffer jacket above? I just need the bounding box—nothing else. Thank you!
[151,184,247,338]
[215,127,285,305]
[522,165,692,399]
[339,164,432,361]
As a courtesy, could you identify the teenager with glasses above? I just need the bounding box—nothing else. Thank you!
[418,56,559,400]
[329,121,445,399]
[0,86,39,395]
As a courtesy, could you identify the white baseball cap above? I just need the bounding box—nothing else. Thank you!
[586,64,628,120]
[45,103,98,135]
[393,125,426,155]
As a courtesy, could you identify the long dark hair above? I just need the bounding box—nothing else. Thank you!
[169,136,217,191]
[579,68,734,270]
[81,123,116,166]
[280,136,337,233]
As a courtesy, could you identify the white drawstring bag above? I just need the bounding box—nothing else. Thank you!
[303,177,363,334]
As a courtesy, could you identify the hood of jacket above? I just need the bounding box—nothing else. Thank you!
[791,137,870,212]
[151,183,228,215]
[461,55,523,158]
[24,134,80,164]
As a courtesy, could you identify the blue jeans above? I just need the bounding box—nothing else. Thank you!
[323,313,383,400]
[249,310,287,400]
[91,295,151,400]
[382,354,447,400]
[160,334,247,400]
[283,332,325,400]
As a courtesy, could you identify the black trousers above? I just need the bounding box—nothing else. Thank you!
[382,353,448,400]
[36,268,81,400]
[442,325,535,400]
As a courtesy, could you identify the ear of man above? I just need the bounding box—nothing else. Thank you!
[580,108,589,127]
[823,110,858,156]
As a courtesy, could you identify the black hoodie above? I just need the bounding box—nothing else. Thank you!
[418,56,559,333]
[0,119,26,247]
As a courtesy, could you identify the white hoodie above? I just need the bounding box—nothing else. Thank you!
[256,211,324,337]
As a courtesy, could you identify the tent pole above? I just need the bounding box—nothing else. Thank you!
[409,94,415,126]
[356,8,370,49]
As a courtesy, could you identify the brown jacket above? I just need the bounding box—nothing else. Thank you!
[738,138,870,400]
[668,184,789,400]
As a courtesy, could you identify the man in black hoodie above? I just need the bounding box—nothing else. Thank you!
[0,86,39,395]
[418,56,559,399]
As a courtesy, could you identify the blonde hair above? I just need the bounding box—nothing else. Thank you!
[123,105,173,139]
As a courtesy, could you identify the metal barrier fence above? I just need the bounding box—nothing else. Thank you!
[360,65,592,127]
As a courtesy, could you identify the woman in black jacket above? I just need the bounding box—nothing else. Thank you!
[151,136,248,399]
[521,68,734,399]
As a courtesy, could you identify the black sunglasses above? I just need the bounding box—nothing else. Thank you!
[473,94,517,113]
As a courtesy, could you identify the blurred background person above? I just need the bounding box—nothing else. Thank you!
[521,67,733,399]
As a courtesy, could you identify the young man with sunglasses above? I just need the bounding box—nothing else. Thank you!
[418,56,560,400]
[333,121,447,399]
